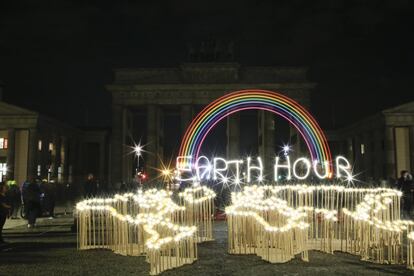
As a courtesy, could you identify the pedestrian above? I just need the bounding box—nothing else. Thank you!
[41,180,56,218]
[396,170,414,217]
[21,179,31,218]
[6,179,21,219]
[84,174,97,198]
[25,180,41,228]
[120,181,127,192]
[0,182,11,244]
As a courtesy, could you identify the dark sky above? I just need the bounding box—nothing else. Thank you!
[1,0,413,129]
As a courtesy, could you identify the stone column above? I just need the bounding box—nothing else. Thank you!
[157,107,164,166]
[384,126,396,180]
[6,129,15,180]
[99,139,106,187]
[146,105,159,178]
[122,108,132,183]
[68,138,77,187]
[60,137,68,183]
[289,126,301,160]
[346,138,353,161]
[353,135,362,177]
[258,111,275,175]
[410,126,414,174]
[27,128,38,182]
[363,133,371,181]
[181,105,193,135]
[373,129,383,180]
[226,114,240,159]
[40,135,47,178]
[111,104,123,186]
[53,135,61,181]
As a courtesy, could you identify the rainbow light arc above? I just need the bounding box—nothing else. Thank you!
[178,90,333,175]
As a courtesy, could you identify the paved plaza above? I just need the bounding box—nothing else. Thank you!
[0,214,412,276]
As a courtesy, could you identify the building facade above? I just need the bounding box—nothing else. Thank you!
[327,102,414,182]
[0,100,109,196]
[106,63,315,184]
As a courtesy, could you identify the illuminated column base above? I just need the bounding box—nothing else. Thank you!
[408,231,414,270]
[147,237,197,275]
[226,185,414,269]
[178,186,216,242]
[227,212,309,263]
[76,185,414,273]
[76,190,197,275]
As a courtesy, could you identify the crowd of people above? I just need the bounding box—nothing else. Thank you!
[0,178,57,244]
[0,182,11,244]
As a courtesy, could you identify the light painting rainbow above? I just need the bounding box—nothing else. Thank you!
[178,89,333,175]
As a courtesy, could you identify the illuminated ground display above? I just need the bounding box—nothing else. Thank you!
[77,90,414,275]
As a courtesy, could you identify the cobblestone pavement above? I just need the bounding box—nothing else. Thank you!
[0,218,412,276]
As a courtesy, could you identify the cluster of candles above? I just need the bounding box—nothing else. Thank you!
[177,185,216,241]
[77,184,414,273]
[76,187,215,275]
[226,185,414,269]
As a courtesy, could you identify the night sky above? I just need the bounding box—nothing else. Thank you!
[1,0,413,130]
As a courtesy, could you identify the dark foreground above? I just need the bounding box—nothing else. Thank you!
[0,217,412,276]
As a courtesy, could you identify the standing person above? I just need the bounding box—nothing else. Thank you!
[7,179,21,219]
[84,174,96,198]
[42,180,56,218]
[25,180,41,228]
[0,182,11,244]
[21,179,32,219]
[95,179,100,196]
[396,170,414,217]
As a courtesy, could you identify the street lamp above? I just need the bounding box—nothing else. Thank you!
[161,168,173,190]
[162,169,171,177]
[134,145,142,157]
[283,145,290,155]
[134,144,143,186]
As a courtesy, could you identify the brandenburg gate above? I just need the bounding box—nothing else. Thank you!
[106,63,314,184]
